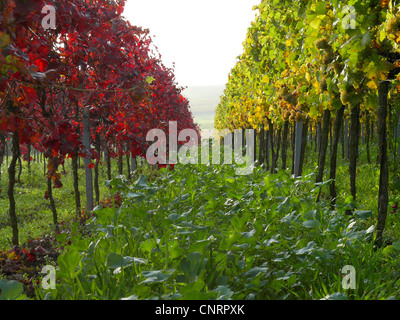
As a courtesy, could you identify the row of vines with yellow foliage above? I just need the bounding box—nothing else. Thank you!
[215,0,400,247]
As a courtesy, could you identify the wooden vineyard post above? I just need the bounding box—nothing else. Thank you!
[397,121,400,160]
[281,121,289,170]
[294,121,303,177]
[254,129,257,165]
[131,153,137,174]
[94,133,101,205]
[265,127,270,171]
[375,80,390,248]
[316,110,331,184]
[366,111,371,163]
[330,106,345,208]
[258,127,265,164]
[299,120,308,177]
[349,105,360,202]
[47,157,58,232]
[83,107,94,213]
[344,117,349,160]
[8,130,20,246]
[291,124,295,174]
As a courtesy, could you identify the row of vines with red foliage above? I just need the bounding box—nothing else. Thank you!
[0,0,199,246]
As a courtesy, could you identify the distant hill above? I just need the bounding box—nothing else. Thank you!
[182,85,225,132]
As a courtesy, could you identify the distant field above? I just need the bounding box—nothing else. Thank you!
[182,85,225,132]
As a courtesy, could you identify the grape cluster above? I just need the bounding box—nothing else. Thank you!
[315,38,334,65]
[385,14,400,44]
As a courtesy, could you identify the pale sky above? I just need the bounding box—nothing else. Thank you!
[123,0,259,87]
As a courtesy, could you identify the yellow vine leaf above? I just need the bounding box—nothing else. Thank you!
[312,78,320,92]
[300,64,307,75]
[366,79,378,90]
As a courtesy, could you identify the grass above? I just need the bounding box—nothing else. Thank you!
[0,156,134,249]
[300,138,380,212]
[0,161,71,249]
